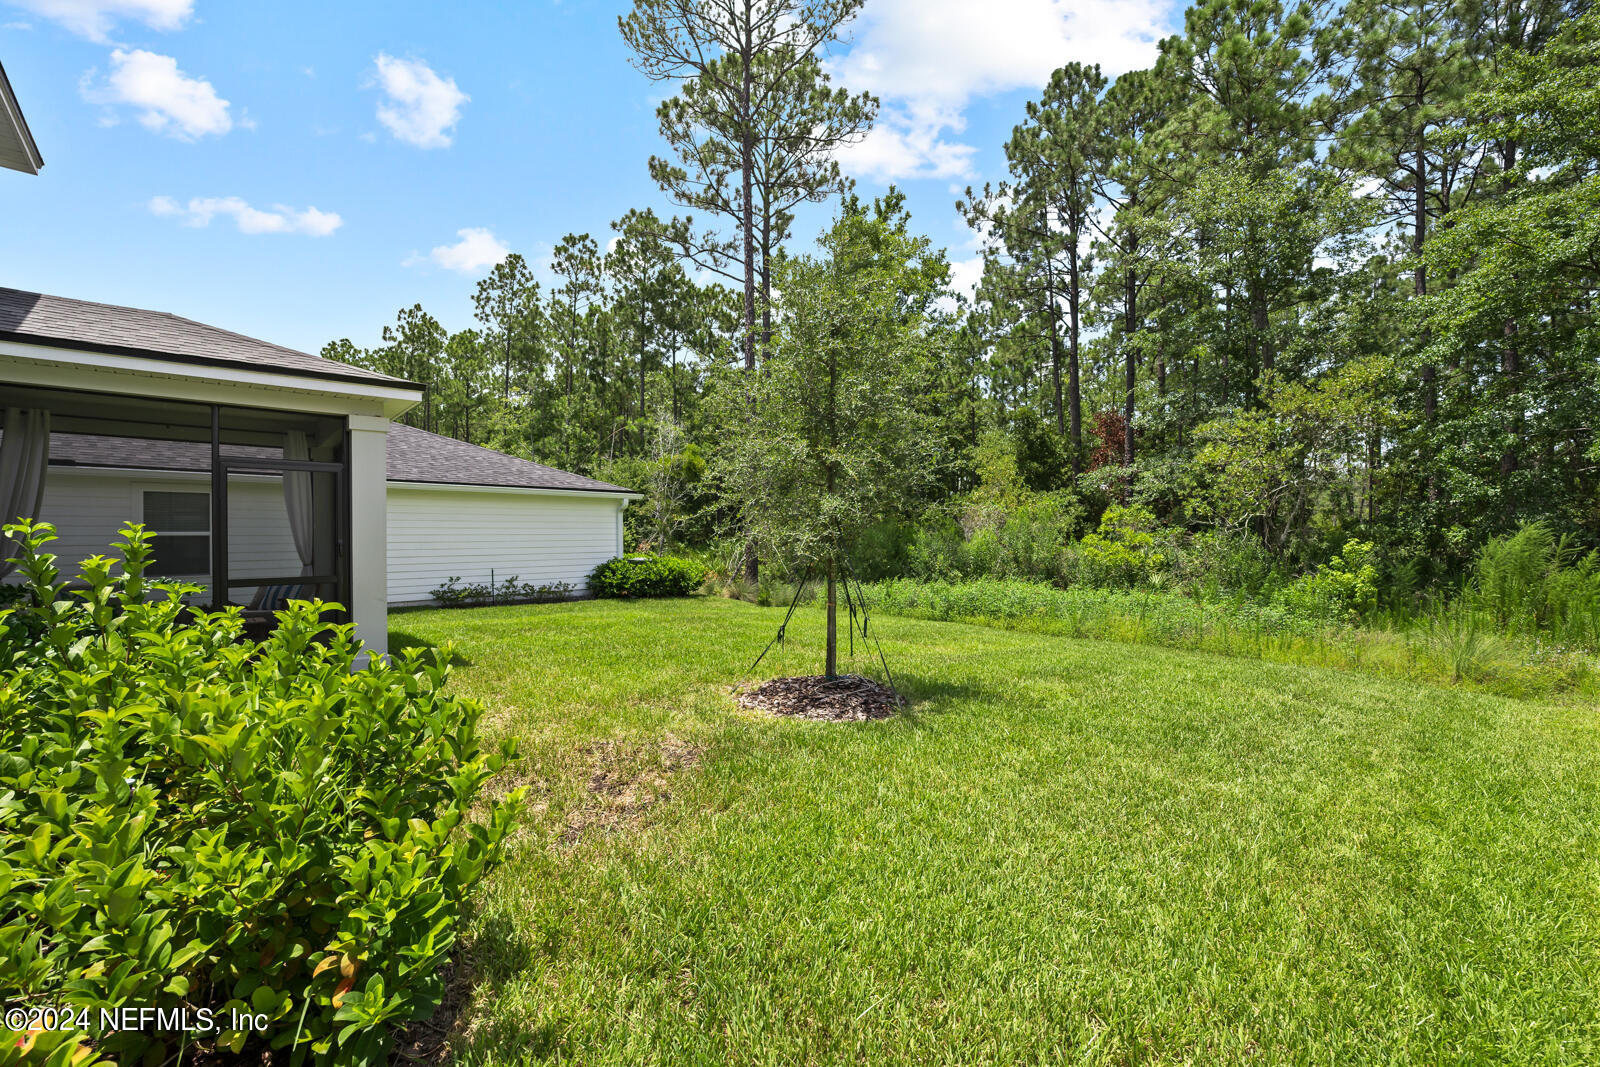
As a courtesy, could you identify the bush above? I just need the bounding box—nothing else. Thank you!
[1067,503,1174,588]
[0,522,522,1067]
[430,574,573,608]
[1275,539,1380,622]
[589,554,708,598]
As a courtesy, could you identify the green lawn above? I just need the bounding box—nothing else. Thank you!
[390,597,1600,1065]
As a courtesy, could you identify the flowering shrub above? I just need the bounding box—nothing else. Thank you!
[0,521,522,1067]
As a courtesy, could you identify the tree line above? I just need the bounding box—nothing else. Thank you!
[324,0,1600,585]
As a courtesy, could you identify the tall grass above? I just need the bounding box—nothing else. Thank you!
[857,578,1598,702]
[688,520,1600,700]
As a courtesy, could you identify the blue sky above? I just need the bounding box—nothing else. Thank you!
[0,0,1179,356]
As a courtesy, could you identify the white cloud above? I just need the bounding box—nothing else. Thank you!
[406,227,509,273]
[370,53,467,149]
[149,195,342,236]
[84,48,231,139]
[8,0,190,42]
[838,100,977,182]
[831,0,1174,182]
[947,254,984,300]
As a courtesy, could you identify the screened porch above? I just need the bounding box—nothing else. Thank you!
[1,385,351,635]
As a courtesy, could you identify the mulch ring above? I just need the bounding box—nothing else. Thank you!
[733,674,904,722]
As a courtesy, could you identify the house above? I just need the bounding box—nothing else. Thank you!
[0,287,637,655]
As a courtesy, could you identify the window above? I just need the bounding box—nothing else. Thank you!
[142,490,210,577]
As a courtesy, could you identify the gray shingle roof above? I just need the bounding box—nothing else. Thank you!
[386,424,635,494]
[0,287,418,388]
[32,424,635,496]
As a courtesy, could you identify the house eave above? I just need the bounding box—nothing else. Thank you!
[0,61,43,175]
[387,479,642,501]
[1,339,423,419]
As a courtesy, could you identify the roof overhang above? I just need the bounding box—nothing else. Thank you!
[1,338,423,420]
[0,62,43,175]
[387,479,642,501]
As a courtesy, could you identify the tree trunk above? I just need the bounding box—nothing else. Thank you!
[1046,261,1065,436]
[1416,101,1437,503]
[1500,319,1521,519]
[825,557,838,679]
[1123,262,1137,469]
[739,2,758,586]
[739,8,756,373]
[760,200,774,361]
[671,342,680,424]
[1250,278,1272,378]
[1067,245,1082,474]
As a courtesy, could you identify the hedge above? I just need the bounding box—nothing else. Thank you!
[588,555,707,598]
[0,521,523,1066]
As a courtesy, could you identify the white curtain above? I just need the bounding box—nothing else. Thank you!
[0,408,50,579]
[283,430,314,577]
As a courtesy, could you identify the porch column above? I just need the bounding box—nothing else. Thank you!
[347,415,390,662]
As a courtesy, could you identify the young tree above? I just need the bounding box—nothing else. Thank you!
[713,193,946,678]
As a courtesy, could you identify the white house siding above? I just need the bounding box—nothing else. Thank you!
[386,484,624,605]
[10,468,302,601]
[22,468,138,576]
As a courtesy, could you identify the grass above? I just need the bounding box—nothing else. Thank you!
[850,578,1600,704]
[391,597,1600,1065]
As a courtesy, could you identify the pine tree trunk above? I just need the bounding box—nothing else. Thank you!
[1123,262,1137,469]
[760,201,774,361]
[739,2,758,586]
[1067,245,1082,475]
[1046,261,1065,436]
[1416,103,1437,503]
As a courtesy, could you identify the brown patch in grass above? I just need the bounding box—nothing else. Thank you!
[560,733,703,845]
[733,674,902,722]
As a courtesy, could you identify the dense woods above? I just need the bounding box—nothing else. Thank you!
[326,0,1600,628]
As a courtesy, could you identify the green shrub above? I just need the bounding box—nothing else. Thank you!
[0,521,522,1067]
[430,573,573,608]
[589,554,708,598]
[1275,539,1380,622]
[1065,504,1176,589]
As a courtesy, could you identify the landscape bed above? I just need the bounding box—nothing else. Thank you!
[391,596,1600,1065]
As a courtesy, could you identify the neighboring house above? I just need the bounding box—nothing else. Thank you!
[0,288,637,654]
[0,60,44,175]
